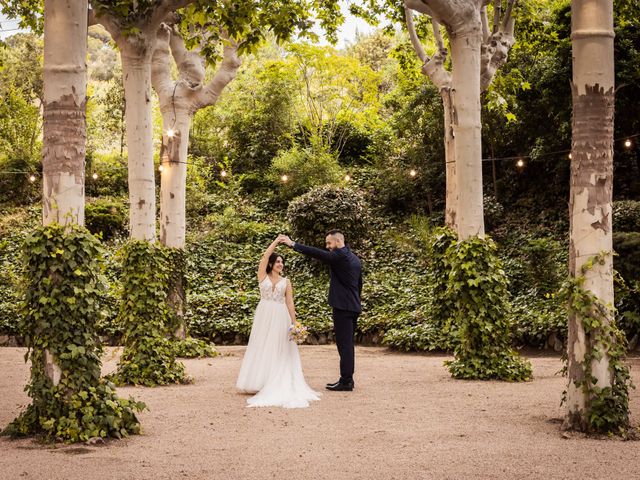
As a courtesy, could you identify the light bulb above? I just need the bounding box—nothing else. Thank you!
[409,169,417,177]
[158,164,164,172]
[625,139,632,148]
[220,170,227,177]
[345,174,351,182]
[516,159,525,168]
[29,175,36,183]
[281,174,289,183]
[92,172,98,180]
[568,153,572,160]
[166,129,175,138]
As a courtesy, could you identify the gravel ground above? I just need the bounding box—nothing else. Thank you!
[1,346,640,480]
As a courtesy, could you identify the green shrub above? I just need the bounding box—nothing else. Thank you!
[484,194,505,231]
[85,197,128,240]
[383,322,452,351]
[612,200,640,232]
[206,206,271,243]
[286,185,372,247]
[510,290,566,348]
[444,236,532,381]
[85,152,128,197]
[270,144,343,201]
[613,232,640,282]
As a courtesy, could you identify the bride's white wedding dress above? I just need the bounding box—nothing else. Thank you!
[236,275,320,408]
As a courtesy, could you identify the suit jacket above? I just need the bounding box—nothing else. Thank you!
[292,242,363,314]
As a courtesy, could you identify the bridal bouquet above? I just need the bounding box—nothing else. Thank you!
[288,321,309,344]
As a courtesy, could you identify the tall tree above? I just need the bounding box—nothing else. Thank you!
[564,0,627,432]
[404,0,518,232]
[89,0,194,241]
[43,0,88,385]
[149,2,343,336]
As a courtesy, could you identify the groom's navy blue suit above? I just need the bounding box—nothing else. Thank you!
[292,242,362,383]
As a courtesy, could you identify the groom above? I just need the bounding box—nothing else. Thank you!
[281,231,362,392]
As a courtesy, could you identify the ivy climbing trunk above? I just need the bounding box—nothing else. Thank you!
[564,0,616,431]
[152,24,241,338]
[41,0,88,386]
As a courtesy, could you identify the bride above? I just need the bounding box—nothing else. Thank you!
[236,235,320,408]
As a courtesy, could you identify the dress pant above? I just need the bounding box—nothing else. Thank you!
[332,307,359,383]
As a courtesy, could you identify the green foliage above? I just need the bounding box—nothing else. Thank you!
[107,241,188,387]
[172,337,217,359]
[1,224,145,443]
[612,200,640,232]
[270,144,344,201]
[559,253,632,436]
[206,206,271,243]
[483,195,505,231]
[286,185,372,247]
[85,197,128,240]
[613,232,640,282]
[444,236,533,382]
[85,152,129,197]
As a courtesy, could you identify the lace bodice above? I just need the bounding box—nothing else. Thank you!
[259,276,287,304]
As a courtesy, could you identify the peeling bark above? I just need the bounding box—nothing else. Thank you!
[42,0,88,384]
[564,0,615,432]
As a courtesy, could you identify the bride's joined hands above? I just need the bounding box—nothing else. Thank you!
[276,234,294,247]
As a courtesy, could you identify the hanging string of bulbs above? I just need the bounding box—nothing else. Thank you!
[1,134,636,184]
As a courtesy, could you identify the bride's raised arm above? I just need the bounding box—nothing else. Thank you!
[257,236,283,282]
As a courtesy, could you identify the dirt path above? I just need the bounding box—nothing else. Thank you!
[1,346,639,480]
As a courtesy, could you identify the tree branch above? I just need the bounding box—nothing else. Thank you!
[404,7,427,63]
[148,0,194,30]
[169,25,206,88]
[480,5,490,43]
[151,23,175,101]
[480,0,518,92]
[194,37,242,110]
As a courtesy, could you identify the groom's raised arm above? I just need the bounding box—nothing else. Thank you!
[292,242,342,265]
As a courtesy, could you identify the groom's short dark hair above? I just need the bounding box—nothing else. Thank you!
[326,229,344,237]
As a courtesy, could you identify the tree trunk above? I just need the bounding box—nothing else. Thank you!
[159,110,191,248]
[42,0,88,385]
[159,109,191,340]
[442,89,457,229]
[120,48,156,241]
[564,0,615,431]
[42,0,87,228]
[449,26,485,240]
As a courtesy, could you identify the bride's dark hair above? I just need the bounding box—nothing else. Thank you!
[266,253,285,274]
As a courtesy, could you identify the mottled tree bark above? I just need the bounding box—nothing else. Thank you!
[42,0,89,384]
[564,0,615,431]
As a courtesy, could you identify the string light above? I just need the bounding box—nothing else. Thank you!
[625,139,632,148]
[409,169,417,177]
[92,172,98,180]
[166,129,175,138]
[158,164,164,172]
[281,174,289,183]
[568,153,572,160]
[344,174,351,182]
[220,170,227,178]
[29,175,36,183]
[516,159,525,168]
